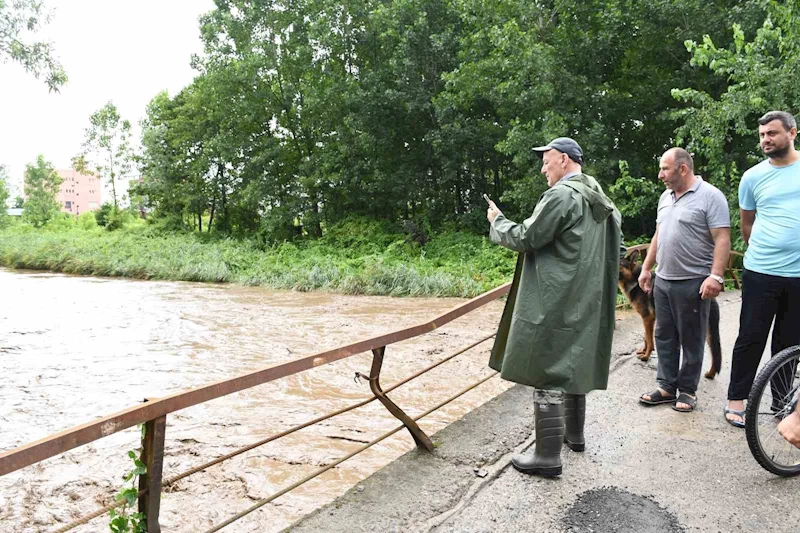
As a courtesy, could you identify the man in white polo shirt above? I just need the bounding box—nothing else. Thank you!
[638,148,731,412]
[725,111,800,427]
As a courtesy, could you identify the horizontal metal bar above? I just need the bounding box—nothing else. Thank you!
[164,396,378,488]
[51,494,132,533]
[0,283,510,476]
[47,332,497,532]
[164,332,494,487]
[205,371,500,532]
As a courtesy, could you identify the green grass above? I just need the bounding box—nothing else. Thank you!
[0,219,518,298]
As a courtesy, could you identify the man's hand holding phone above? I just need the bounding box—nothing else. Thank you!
[485,194,502,223]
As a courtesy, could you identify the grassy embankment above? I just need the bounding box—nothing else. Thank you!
[0,218,519,298]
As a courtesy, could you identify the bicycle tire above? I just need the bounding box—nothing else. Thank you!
[745,344,800,477]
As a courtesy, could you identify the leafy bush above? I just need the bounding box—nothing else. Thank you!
[44,213,77,231]
[77,211,98,230]
[94,203,114,227]
[104,208,137,231]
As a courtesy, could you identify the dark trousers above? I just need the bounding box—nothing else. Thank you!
[727,269,800,401]
[654,276,710,396]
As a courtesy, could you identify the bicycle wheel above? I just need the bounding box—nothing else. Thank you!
[745,345,800,476]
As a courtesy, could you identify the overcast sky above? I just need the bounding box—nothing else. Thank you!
[0,0,216,195]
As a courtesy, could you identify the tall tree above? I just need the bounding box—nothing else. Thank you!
[137,91,187,226]
[22,154,61,226]
[0,0,67,90]
[196,0,357,237]
[137,76,256,233]
[74,102,134,209]
[672,1,799,248]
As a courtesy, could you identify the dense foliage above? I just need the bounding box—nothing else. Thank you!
[22,155,62,227]
[134,0,775,244]
[673,1,800,250]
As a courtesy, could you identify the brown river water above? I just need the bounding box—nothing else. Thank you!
[0,268,510,532]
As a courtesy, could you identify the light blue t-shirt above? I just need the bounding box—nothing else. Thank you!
[739,158,800,277]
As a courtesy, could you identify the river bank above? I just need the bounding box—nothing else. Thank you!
[0,219,516,298]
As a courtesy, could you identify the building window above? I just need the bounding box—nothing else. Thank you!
[65,201,72,209]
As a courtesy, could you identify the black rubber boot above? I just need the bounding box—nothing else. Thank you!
[512,400,564,477]
[564,393,586,452]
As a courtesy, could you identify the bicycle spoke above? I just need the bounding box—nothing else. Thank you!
[761,422,800,467]
[777,441,800,467]
[746,346,800,476]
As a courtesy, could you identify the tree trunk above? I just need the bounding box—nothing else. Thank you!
[215,165,225,232]
[308,197,322,238]
[109,150,118,208]
[221,185,227,232]
[208,195,216,233]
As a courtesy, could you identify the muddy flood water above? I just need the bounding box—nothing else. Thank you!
[0,268,510,532]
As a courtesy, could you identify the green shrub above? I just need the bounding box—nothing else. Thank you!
[95,203,114,227]
[44,213,77,231]
[77,211,98,230]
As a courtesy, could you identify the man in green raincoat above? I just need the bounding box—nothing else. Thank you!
[486,137,622,477]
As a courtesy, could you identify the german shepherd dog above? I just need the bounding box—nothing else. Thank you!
[619,249,722,379]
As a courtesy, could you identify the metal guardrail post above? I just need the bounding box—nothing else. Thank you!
[366,347,434,452]
[139,415,167,533]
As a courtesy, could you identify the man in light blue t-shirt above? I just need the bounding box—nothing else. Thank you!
[725,111,800,428]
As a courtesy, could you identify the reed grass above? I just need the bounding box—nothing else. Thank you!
[0,221,517,298]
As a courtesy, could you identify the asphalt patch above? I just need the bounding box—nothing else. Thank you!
[562,486,686,533]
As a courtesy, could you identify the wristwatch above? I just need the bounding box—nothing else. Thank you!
[709,274,724,285]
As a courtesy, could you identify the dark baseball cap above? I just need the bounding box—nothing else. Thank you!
[532,137,583,165]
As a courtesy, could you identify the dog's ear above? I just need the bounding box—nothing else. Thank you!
[629,249,640,265]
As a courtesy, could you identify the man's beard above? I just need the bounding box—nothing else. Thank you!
[765,143,791,160]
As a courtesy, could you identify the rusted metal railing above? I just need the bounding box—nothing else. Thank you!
[1,282,511,532]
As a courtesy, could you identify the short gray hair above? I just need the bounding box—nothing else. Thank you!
[758,111,797,131]
[667,147,694,173]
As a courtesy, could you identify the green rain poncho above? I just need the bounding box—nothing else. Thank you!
[488,174,622,394]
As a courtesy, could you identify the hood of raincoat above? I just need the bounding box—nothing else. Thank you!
[562,176,616,223]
